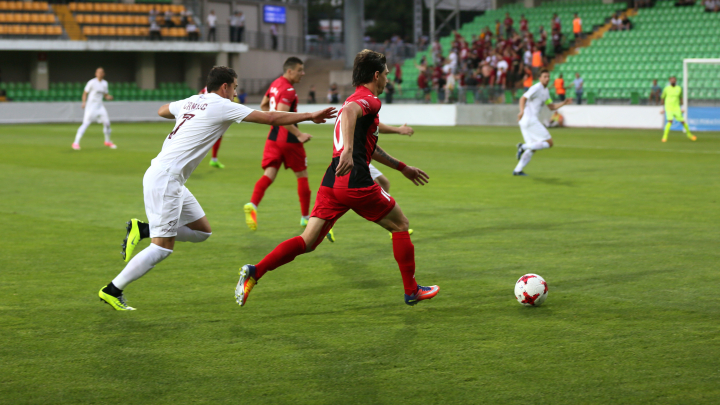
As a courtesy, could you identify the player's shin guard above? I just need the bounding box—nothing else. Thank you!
[514,150,534,173]
[251,175,273,207]
[392,231,419,296]
[112,243,172,290]
[212,136,222,158]
[255,236,307,280]
[297,177,311,217]
[663,122,672,141]
[175,226,211,243]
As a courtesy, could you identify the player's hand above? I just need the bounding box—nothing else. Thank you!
[660,109,664,115]
[81,103,86,109]
[398,124,414,136]
[106,95,114,101]
[517,112,524,121]
[401,166,430,186]
[564,98,573,105]
[311,107,337,124]
[335,149,354,177]
[296,132,313,143]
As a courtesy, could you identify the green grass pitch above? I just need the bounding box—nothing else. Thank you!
[1,122,719,404]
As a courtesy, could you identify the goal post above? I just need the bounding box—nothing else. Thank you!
[682,58,720,131]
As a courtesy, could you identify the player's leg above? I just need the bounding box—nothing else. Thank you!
[100,107,116,149]
[209,136,225,168]
[245,141,281,230]
[662,117,673,142]
[369,163,414,237]
[73,113,93,149]
[288,144,311,226]
[295,170,312,226]
[375,203,439,305]
[236,187,343,306]
[174,187,211,243]
[679,120,696,141]
[515,123,551,175]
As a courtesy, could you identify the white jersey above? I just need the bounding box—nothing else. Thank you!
[151,93,253,184]
[84,78,109,107]
[521,82,551,124]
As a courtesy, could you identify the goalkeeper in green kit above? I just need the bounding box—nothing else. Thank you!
[660,76,696,143]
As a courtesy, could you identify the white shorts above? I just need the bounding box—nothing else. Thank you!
[143,166,206,238]
[84,104,110,124]
[519,119,551,144]
[369,163,383,180]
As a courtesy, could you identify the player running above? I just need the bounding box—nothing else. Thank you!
[513,69,572,176]
[244,57,315,231]
[199,86,227,168]
[235,50,439,308]
[72,67,116,150]
[660,76,696,143]
[99,66,335,310]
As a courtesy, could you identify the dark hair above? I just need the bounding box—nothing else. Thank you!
[283,57,303,72]
[352,49,386,87]
[206,66,237,92]
[539,68,550,76]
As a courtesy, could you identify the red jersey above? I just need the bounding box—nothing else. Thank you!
[264,76,299,143]
[520,19,528,31]
[322,86,381,189]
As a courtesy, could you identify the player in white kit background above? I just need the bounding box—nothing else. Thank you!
[73,67,116,150]
[98,66,336,311]
[513,69,572,176]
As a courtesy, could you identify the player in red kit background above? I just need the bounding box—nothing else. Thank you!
[244,57,315,231]
[235,50,439,308]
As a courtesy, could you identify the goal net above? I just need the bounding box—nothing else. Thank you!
[682,58,720,132]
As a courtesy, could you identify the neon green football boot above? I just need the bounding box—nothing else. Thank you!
[98,286,136,311]
[300,217,309,227]
[121,219,146,262]
[209,159,225,169]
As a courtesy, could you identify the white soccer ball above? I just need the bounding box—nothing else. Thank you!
[514,274,548,307]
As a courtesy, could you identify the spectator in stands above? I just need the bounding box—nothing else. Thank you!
[270,24,278,50]
[552,13,561,32]
[573,72,584,104]
[519,14,528,35]
[610,13,623,31]
[307,85,316,104]
[523,47,532,67]
[186,20,199,41]
[573,13,582,39]
[552,28,563,55]
[393,62,403,95]
[418,69,431,103]
[385,81,395,104]
[230,12,244,43]
[496,57,509,89]
[554,73,566,101]
[207,10,217,42]
[432,40,442,65]
[650,79,662,104]
[537,26,547,55]
[0,89,8,102]
[328,83,339,104]
[531,46,543,78]
[149,19,162,41]
[237,88,247,104]
[704,0,719,11]
[522,64,533,90]
[149,7,158,25]
[164,9,174,28]
[415,55,428,74]
[504,12,514,39]
[181,10,192,27]
[448,47,458,74]
[495,20,501,37]
[621,14,633,30]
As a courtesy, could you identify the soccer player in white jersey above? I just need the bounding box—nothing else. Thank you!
[98,66,336,310]
[72,67,116,150]
[513,69,572,176]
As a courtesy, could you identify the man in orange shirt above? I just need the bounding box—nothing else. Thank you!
[531,46,543,78]
[554,73,566,101]
[573,13,583,39]
[523,64,534,90]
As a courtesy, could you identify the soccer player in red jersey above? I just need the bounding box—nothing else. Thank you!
[244,57,315,230]
[235,50,439,308]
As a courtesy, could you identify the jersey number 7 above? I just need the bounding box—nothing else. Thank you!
[168,113,195,139]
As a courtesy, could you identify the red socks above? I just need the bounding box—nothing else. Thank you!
[212,136,222,158]
[392,231,419,295]
[297,177,311,217]
[255,236,307,280]
[251,175,273,207]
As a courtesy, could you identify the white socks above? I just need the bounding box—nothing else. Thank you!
[175,226,212,243]
[112,243,172,290]
[103,122,112,142]
[523,141,551,151]
[514,150,534,173]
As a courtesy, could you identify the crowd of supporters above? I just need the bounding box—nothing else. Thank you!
[148,7,199,41]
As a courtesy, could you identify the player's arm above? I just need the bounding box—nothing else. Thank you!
[276,101,312,143]
[372,145,429,186]
[547,98,572,111]
[379,122,414,136]
[260,95,270,112]
[335,102,364,176]
[243,107,336,127]
[81,91,88,109]
[517,96,527,121]
[104,93,113,101]
[157,104,175,119]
